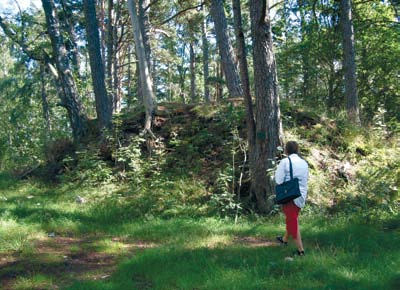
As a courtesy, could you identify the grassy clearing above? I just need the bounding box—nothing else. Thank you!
[0,173,399,289]
[66,215,400,290]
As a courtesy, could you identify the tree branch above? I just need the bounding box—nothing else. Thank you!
[144,0,163,12]
[158,3,204,26]
[0,15,57,77]
[269,0,284,11]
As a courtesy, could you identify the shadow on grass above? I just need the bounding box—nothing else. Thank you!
[66,217,400,290]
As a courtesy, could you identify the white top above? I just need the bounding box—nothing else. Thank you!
[275,153,309,208]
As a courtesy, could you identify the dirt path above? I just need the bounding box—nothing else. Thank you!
[0,236,155,290]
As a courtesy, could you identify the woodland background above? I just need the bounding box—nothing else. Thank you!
[0,0,399,289]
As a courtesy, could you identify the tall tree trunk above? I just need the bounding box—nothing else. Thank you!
[201,14,211,102]
[127,44,134,108]
[59,0,80,75]
[341,0,360,124]
[210,0,243,98]
[216,60,223,101]
[113,3,121,112]
[127,0,155,132]
[189,41,196,103]
[298,0,311,99]
[134,0,151,106]
[249,0,283,213]
[106,0,114,106]
[83,0,112,131]
[139,0,151,68]
[42,0,88,141]
[136,60,143,105]
[40,64,51,132]
[232,0,256,194]
[99,0,106,65]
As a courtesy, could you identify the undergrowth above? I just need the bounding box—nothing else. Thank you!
[0,103,399,289]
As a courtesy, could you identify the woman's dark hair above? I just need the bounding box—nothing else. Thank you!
[285,141,299,155]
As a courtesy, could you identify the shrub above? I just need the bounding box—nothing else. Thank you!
[44,138,75,164]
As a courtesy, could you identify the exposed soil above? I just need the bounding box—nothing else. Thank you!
[0,236,155,290]
[234,236,279,247]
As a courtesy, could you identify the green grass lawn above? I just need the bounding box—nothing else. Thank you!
[0,174,399,290]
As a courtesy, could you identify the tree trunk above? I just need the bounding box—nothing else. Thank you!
[99,0,106,65]
[113,3,121,113]
[189,42,196,103]
[83,0,112,131]
[210,0,243,98]
[232,0,256,181]
[106,0,114,106]
[127,44,134,109]
[249,0,283,213]
[298,0,311,99]
[127,0,155,132]
[341,0,360,125]
[216,60,223,101]
[60,0,80,75]
[42,0,88,141]
[139,0,151,69]
[40,64,51,132]
[201,14,211,102]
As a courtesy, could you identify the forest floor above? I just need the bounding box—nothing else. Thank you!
[1,103,399,289]
[0,229,281,289]
[0,175,399,290]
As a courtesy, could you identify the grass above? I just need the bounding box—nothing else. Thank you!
[64,215,400,290]
[0,173,399,289]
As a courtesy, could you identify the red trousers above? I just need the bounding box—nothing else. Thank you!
[282,201,300,239]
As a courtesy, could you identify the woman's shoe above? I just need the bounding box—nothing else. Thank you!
[294,250,305,256]
[276,236,287,245]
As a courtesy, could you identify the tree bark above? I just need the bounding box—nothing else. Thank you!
[42,0,88,141]
[106,0,115,105]
[210,0,243,98]
[59,0,81,75]
[139,0,151,69]
[83,0,112,131]
[298,0,311,99]
[201,14,211,102]
[127,0,155,132]
[189,42,196,103]
[341,0,361,125]
[40,64,51,132]
[249,0,283,213]
[232,0,256,158]
[113,1,122,112]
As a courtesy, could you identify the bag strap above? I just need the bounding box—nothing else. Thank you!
[288,157,293,180]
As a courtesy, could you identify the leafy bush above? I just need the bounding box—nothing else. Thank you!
[44,138,75,164]
[62,149,114,186]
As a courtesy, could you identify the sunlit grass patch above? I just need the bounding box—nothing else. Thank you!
[189,234,233,249]
[83,238,133,255]
[11,274,54,290]
[0,219,38,253]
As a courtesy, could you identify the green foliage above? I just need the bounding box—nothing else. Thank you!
[67,150,114,186]
[113,135,147,181]
[210,165,242,217]
[356,3,400,122]
[275,0,399,122]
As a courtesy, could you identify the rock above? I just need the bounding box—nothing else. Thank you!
[75,195,87,204]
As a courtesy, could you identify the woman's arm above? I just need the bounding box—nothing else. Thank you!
[275,158,287,184]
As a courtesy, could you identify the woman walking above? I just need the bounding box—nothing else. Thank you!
[275,141,309,256]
